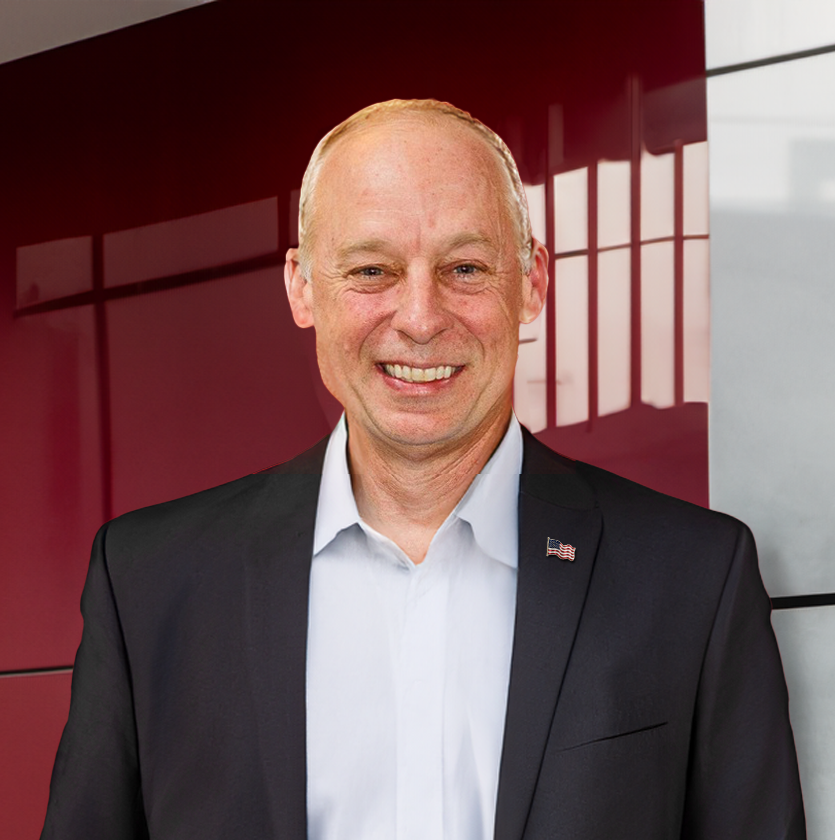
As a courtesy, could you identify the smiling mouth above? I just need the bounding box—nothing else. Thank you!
[381,363,462,383]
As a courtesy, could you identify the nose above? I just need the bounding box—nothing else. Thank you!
[389,269,450,344]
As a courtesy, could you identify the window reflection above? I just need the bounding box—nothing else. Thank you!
[598,248,631,417]
[555,256,589,426]
[16,236,93,308]
[514,141,710,429]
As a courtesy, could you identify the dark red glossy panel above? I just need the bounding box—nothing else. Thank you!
[537,403,709,507]
[0,302,101,671]
[106,268,331,517]
[0,672,72,840]
[0,1,707,670]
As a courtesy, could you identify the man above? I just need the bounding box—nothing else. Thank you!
[42,99,805,839]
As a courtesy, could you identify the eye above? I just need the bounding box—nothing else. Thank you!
[452,263,481,276]
[355,266,385,278]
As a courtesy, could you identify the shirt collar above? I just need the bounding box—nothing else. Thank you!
[313,413,523,568]
[313,414,360,556]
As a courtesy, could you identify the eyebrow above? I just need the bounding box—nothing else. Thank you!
[335,239,394,262]
[442,232,497,251]
[335,233,499,263]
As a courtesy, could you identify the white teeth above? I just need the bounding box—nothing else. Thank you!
[383,364,458,383]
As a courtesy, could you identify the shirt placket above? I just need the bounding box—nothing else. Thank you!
[395,555,449,840]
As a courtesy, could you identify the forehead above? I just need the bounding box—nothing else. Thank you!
[312,115,511,246]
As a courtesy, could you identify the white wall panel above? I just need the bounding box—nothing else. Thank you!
[708,52,835,597]
[707,53,835,210]
[705,0,835,70]
[772,606,835,840]
[706,6,835,837]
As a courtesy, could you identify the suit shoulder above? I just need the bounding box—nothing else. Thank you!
[575,457,751,548]
[100,454,324,578]
[523,427,748,544]
[107,434,329,536]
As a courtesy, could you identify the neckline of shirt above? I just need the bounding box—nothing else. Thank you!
[312,414,522,569]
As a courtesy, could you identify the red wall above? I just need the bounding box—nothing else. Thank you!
[0,3,707,835]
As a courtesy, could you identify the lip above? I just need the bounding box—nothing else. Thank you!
[377,362,464,388]
[379,361,463,369]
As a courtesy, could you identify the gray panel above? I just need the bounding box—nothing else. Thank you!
[0,0,214,67]
[708,54,835,597]
[706,0,835,69]
[772,606,835,840]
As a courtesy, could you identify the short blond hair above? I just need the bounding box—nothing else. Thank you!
[297,99,533,279]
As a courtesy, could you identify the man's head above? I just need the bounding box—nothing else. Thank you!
[296,100,535,282]
[285,99,548,458]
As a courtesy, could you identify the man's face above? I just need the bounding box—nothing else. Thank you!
[286,116,547,457]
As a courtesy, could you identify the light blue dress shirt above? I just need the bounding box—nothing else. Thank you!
[306,414,522,840]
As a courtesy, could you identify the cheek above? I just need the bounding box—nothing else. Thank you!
[317,304,386,365]
[459,299,520,352]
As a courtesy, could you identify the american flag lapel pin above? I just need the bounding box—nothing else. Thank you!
[547,537,576,561]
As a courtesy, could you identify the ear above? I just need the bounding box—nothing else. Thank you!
[519,237,549,324]
[284,248,315,328]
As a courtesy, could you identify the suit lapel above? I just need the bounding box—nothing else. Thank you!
[494,432,603,840]
[243,438,328,839]
[240,431,599,839]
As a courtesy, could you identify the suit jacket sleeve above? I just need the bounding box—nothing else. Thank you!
[681,522,805,839]
[41,523,150,839]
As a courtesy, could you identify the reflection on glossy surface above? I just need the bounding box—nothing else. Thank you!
[598,248,631,417]
[0,2,709,671]
[16,236,92,307]
[554,168,588,254]
[104,197,279,287]
[0,305,101,670]
[641,242,675,408]
[0,7,710,830]
[683,240,710,403]
[107,267,330,517]
[597,160,631,248]
[641,151,675,240]
[555,256,589,426]
[0,672,72,840]
[683,142,710,235]
[514,122,710,505]
[514,184,547,433]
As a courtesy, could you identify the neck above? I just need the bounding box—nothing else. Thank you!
[346,410,512,565]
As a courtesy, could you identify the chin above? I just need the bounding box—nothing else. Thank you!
[372,415,462,449]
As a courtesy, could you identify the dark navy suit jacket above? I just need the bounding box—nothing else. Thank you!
[42,429,805,839]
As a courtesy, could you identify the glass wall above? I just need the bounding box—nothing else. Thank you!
[0,3,709,835]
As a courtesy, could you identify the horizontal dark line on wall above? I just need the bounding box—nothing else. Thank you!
[14,251,282,318]
[707,42,835,77]
[0,665,73,679]
[554,234,709,261]
[1,595,832,673]
[772,592,835,610]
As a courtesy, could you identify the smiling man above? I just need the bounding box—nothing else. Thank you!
[285,103,547,567]
[43,100,804,840]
